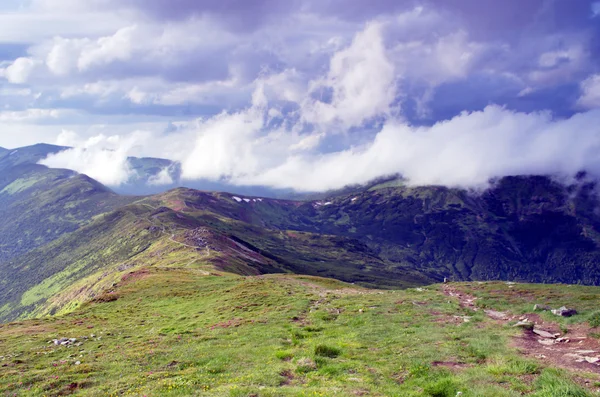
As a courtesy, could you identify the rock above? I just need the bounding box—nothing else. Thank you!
[585,357,600,364]
[533,328,557,339]
[485,310,508,320]
[538,339,555,346]
[533,304,551,311]
[551,306,577,317]
[514,320,535,330]
[75,361,81,365]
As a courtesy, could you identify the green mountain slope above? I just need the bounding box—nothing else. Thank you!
[142,177,600,285]
[0,164,134,262]
[3,173,600,322]
[1,270,599,396]
[0,143,67,171]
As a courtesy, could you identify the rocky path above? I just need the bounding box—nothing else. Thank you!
[442,285,600,375]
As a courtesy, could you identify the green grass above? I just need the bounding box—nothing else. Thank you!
[1,273,596,396]
[453,282,600,327]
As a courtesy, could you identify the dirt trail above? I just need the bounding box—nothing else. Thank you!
[442,285,600,375]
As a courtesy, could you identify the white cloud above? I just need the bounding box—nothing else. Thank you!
[301,22,396,129]
[233,106,600,191]
[147,167,174,186]
[1,57,37,84]
[77,25,137,71]
[577,74,600,109]
[0,108,67,122]
[54,129,79,146]
[39,133,139,185]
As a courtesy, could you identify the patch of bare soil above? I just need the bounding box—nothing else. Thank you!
[442,284,600,376]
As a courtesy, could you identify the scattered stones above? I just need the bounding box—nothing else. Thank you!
[538,339,555,346]
[514,320,534,330]
[564,352,600,364]
[533,328,557,339]
[533,304,551,311]
[551,306,578,317]
[484,309,509,320]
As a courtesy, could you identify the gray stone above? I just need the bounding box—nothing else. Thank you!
[533,304,551,311]
[514,320,535,330]
[533,328,557,339]
[551,306,577,317]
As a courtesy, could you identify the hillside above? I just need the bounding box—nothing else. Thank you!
[2,172,600,323]
[0,163,134,263]
[2,269,600,396]
[0,143,67,170]
[143,176,600,285]
[0,144,184,195]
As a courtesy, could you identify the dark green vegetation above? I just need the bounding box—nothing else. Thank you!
[2,271,599,396]
[0,163,133,263]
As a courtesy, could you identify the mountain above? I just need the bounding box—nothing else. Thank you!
[0,163,135,263]
[2,167,600,322]
[0,146,8,156]
[2,163,600,394]
[0,143,67,171]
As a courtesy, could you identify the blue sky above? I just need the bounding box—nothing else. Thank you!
[1,0,600,190]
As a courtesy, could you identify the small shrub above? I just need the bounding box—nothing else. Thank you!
[275,350,293,361]
[424,377,459,397]
[91,292,119,303]
[588,311,600,328]
[314,344,341,358]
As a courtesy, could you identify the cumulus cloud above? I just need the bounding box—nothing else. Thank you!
[39,133,139,186]
[300,22,396,129]
[147,167,175,186]
[169,23,600,191]
[2,1,600,193]
[578,74,600,109]
[1,57,37,84]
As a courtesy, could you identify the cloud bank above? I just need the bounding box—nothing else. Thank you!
[0,1,598,192]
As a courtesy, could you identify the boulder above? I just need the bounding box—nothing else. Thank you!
[533,328,556,339]
[513,320,534,330]
[551,306,577,317]
[533,304,551,311]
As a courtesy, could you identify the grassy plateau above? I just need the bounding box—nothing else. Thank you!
[1,268,600,396]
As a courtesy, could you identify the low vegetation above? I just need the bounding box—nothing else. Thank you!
[1,270,598,396]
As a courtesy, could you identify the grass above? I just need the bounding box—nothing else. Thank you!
[0,272,597,396]
[452,281,600,327]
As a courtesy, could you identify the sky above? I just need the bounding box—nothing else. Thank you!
[1,0,600,191]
